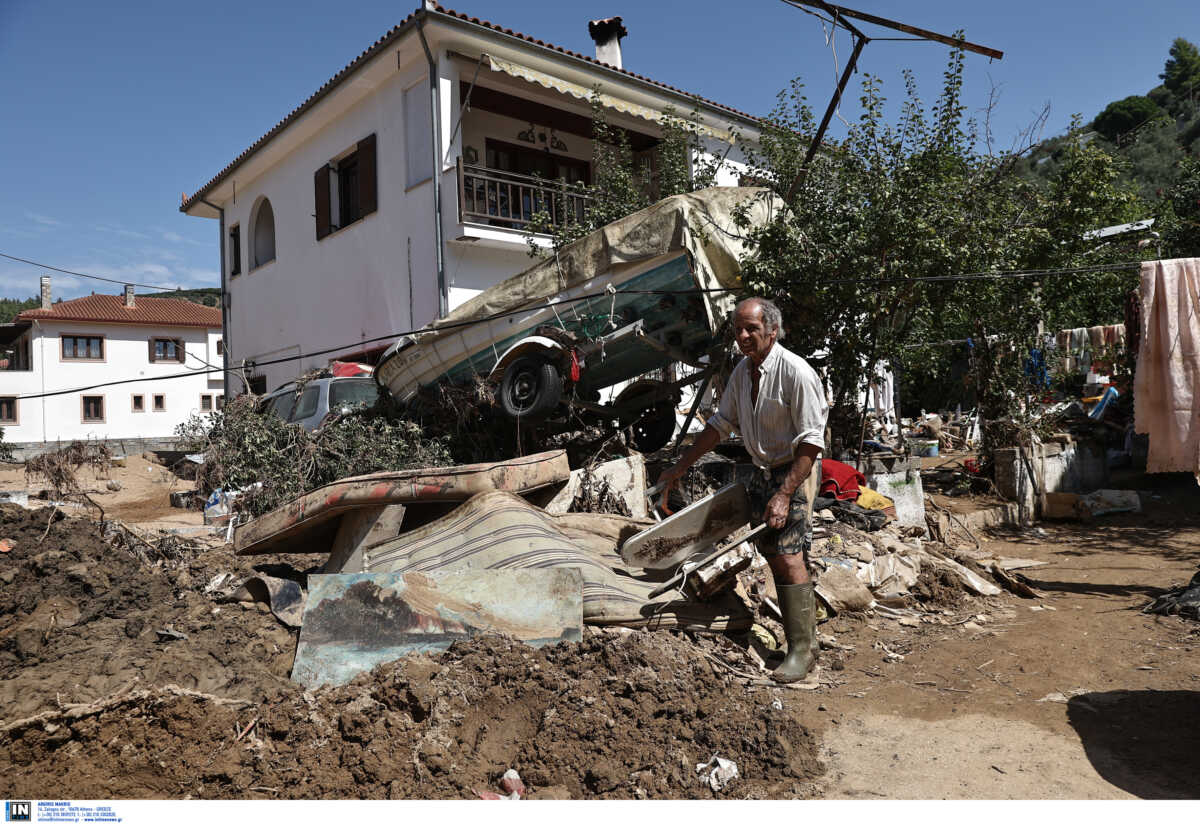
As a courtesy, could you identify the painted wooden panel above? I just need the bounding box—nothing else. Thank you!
[291,569,582,689]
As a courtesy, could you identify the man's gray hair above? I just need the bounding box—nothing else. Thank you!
[735,297,786,341]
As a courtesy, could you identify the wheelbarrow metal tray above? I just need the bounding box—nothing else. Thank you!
[621,482,753,570]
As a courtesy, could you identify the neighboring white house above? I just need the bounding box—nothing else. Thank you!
[0,277,224,447]
[181,3,763,394]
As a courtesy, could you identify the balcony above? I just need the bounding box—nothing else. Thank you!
[457,159,591,231]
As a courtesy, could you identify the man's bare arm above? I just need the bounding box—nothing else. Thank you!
[764,443,822,529]
[657,424,722,494]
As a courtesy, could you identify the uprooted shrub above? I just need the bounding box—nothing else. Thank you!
[25,440,113,499]
[176,392,454,517]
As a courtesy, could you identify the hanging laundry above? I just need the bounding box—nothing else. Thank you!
[1134,258,1200,479]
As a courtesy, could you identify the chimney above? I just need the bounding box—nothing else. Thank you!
[124,284,135,308]
[40,276,51,310]
[588,17,627,69]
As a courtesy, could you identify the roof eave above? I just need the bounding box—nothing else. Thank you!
[181,6,764,216]
[180,10,426,216]
[431,10,764,132]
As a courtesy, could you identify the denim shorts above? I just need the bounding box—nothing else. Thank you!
[732,459,820,557]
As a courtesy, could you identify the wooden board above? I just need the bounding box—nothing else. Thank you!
[232,450,570,556]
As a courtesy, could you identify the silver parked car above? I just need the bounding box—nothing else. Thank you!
[261,376,380,431]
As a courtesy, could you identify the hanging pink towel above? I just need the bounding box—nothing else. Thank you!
[1134,258,1200,479]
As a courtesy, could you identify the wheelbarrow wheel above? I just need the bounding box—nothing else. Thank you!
[499,356,562,420]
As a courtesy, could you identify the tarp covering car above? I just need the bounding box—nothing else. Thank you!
[430,186,782,328]
[375,187,784,424]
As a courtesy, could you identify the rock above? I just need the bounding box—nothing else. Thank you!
[585,764,622,793]
[106,480,122,492]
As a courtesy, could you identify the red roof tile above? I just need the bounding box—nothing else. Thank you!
[18,294,222,329]
[181,4,762,215]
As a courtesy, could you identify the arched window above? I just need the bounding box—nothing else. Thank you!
[251,197,276,268]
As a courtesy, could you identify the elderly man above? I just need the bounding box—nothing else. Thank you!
[659,297,828,682]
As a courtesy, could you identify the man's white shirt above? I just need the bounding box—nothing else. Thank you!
[707,343,829,469]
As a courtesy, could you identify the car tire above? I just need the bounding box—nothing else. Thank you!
[616,381,678,453]
[499,356,562,420]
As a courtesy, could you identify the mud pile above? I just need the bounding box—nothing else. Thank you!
[0,505,296,720]
[0,505,821,799]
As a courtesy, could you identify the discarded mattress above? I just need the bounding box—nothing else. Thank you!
[233,450,570,556]
[358,490,753,631]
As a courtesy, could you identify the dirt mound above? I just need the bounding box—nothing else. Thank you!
[2,632,821,800]
[911,568,967,608]
[0,505,296,719]
[0,505,821,799]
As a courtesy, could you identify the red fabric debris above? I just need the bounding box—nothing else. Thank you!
[820,459,866,501]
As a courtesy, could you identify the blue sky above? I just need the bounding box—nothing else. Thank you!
[1,0,1196,301]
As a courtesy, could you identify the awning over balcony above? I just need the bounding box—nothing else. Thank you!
[476,53,733,142]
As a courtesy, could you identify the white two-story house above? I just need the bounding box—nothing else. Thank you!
[0,277,224,449]
[181,3,763,394]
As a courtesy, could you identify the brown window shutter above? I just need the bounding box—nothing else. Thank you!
[358,133,377,216]
[176,339,185,363]
[148,339,156,362]
[314,164,332,239]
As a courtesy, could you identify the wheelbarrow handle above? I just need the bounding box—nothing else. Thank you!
[644,480,673,519]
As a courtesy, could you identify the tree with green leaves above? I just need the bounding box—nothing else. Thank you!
[1093,95,1163,143]
[1161,37,1200,99]
[1159,155,1200,258]
[733,47,1145,448]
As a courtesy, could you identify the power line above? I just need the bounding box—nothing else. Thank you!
[7,260,1145,401]
[0,252,196,293]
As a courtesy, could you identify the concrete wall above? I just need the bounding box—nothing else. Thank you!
[218,52,438,394]
[5,437,190,462]
[1,321,223,444]
[995,439,1109,523]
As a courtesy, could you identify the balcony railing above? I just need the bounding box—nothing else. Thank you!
[457,159,590,230]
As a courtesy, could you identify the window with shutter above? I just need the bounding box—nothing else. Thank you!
[229,225,241,276]
[316,133,377,240]
[358,133,377,216]
[314,165,332,240]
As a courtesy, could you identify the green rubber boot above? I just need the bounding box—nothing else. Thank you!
[773,582,817,683]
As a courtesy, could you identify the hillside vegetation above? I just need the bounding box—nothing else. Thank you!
[1019,38,1200,202]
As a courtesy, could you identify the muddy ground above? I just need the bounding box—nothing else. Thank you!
[0,460,1198,799]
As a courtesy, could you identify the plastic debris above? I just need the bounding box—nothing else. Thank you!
[696,754,739,792]
[499,768,526,798]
